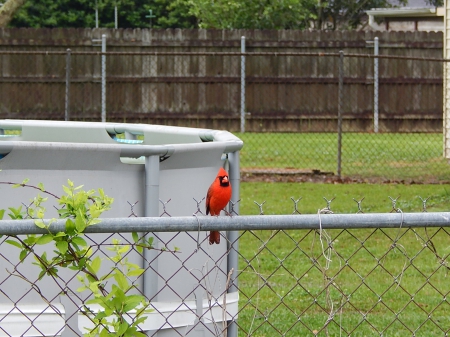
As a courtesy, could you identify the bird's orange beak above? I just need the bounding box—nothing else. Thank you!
[222,176,229,183]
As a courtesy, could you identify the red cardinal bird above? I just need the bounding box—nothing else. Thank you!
[206,167,232,244]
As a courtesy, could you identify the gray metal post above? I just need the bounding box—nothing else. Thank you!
[227,151,240,337]
[374,37,379,133]
[240,36,246,133]
[95,0,99,28]
[144,155,160,302]
[65,49,71,121]
[144,155,160,218]
[114,5,118,29]
[337,51,344,178]
[101,34,106,122]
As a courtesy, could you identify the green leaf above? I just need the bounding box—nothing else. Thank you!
[19,249,27,261]
[125,262,140,270]
[75,215,86,233]
[0,209,5,220]
[114,272,129,292]
[71,236,87,247]
[110,289,126,312]
[117,245,130,255]
[56,241,68,254]
[94,311,108,320]
[76,286,87,292]
[99,328,110,337]
[147,236,154,247]
[117,321,129,335]
[90,256,102,274]
[133,316,149,325]
[38,182,45,191]
[123,295,144,312]
[88,281,100,294]
[127,269,144,277]
[34,219,46,229]
[8,206,23,219]
[36,234,54,245]
[132,232,139,243]
[54,232,67,238]
[88,218,101,226]
[6,239,22,249]
[23,235,37,245]
[47,266,58,277]
[36,209,45,219]
[133,332,148,337]
[65,219,76,234]
[74,183,84,191]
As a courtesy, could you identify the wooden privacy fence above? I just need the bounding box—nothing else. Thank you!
[0,50,444,132]
[0,28,444,132]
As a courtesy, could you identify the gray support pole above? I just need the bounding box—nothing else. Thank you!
[337,51,344,178]
[4,212,450,235]
[101,34,107,123]
[114,5,118,29]
[65,49,71,121]
[227,151,240,337]
[95,0,99,28]
[374,37,379,133]
[144,155,160,304]
[240,36,246,133]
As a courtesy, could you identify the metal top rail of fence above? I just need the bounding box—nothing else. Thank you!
[1,212,450,235]
[0,50,449,61]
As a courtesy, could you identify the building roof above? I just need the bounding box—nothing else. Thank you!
[366,7,443,17]
[367,0,443,18]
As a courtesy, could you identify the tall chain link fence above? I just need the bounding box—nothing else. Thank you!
[1,197,450,336]
[0,50,448,182]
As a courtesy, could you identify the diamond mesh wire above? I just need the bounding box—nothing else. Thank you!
[0,51,447,182]
[1,199,450,336]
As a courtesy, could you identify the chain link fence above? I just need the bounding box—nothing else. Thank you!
[0,50,448,182]
[1,197,450,336]
[1,43,449,337]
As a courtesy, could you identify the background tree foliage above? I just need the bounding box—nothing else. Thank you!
[311,0,408,30]
[8,0,197,28]
[174,0,317,30]
[0,0,26,27]
[5,0,414,30]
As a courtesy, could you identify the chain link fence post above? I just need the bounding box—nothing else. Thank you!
[374,37,379,133]
[227,151,240,337]
[64,49,71,121]
[101,34,107,122]
[337,51,344,178]
[240,36,246,133]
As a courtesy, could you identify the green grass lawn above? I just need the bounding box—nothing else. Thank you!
[236,181,450,336]
[239,182,450,215]
[236,132,450,182]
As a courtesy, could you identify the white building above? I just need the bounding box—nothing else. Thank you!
[366,0,444,31]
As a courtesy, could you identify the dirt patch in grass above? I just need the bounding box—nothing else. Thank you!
[240,168,450,185]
